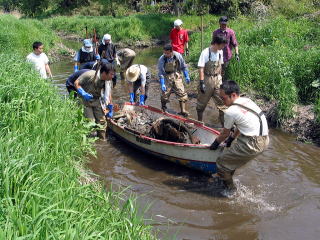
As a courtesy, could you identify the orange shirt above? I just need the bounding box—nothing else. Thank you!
[170,28,189,54]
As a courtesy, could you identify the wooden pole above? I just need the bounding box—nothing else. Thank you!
[201,15,203,50]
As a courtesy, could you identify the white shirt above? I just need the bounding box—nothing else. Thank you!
[224,97,269,136]
[26,52,49,79]
[197,48,223,68]
[127,64,149,86]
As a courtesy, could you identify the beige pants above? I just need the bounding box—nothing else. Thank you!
[82,99,106,129]
[196,74,225,113]
[217,134,269,172]
[161,72,188,104]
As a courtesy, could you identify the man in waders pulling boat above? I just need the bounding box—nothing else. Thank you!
[210,81,269,192]
[158,44,191,117]
[126,64,151,105]
[117,48,136,81]
[74,39,100,72]
[74,63,115,140]
[197,35,227,126]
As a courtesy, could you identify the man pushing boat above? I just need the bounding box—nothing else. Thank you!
[210,81,269,192]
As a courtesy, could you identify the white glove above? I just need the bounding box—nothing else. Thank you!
[116,58,121,66]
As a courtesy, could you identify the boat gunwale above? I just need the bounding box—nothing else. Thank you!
[110,103,221,148]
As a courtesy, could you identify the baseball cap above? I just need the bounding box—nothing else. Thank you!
[219,16,228,24]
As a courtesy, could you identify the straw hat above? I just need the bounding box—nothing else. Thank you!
[126,65,140,82]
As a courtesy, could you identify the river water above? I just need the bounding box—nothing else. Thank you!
[51,47,320,240]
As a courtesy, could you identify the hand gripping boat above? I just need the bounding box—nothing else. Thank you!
[107,103,223,175]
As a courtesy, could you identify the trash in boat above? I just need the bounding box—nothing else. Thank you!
[113,110,201,144]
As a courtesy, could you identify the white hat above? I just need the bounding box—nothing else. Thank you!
[83,39,93,47]
[126,65,140,82]
[174,19,183,27]
[102,34,112,45]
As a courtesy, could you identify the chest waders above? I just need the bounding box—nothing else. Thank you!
[161,56,189,117]
[197,49,224,126]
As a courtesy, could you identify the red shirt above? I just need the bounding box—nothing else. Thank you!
[170,28,189,54]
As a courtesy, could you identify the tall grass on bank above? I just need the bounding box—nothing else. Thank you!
[43,14,216,43]
[0,55,155,239]
[189,16,320,120]
[0,15,57,56]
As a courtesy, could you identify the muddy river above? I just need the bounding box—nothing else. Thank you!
[51,47,320,240]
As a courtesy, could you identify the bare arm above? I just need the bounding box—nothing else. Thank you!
[235,46,239,55]
[216,128,231,143]
[199,67,204,81]
[128,82,133,93]
[45,64,52,78]
[74,79,81,89]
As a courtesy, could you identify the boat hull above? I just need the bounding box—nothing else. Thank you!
[108,103,223,174]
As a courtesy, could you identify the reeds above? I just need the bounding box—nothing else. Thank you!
[0,15,155,239]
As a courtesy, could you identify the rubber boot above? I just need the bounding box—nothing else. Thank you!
[97,130,106,141]
[217,168,236,193]
[161,101,167,112]
[120,72,125,81]
[178,101,189,117]
[197,110,204,122]
[218,110,224,128]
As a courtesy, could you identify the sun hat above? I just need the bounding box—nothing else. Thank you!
[126,65,141,82]
[83,39,93,47]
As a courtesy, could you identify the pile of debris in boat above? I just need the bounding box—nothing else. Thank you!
[113,110,201,144]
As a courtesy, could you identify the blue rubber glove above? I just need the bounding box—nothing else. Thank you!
[95,55,100,60]
[183,69,190,84]
[106,104,113,118]
[74,65,79,72]
[129,92,135,103]
[77,87,93,101]
[139,95,145,105]
[160,77,166,92]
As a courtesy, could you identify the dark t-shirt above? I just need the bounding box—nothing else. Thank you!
[98,43,117,62]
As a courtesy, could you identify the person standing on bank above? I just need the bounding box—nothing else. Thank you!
[213,16,239,81]
[170,19,189,56]
[117,48,136,80]
[126,64,151,105]
[74,39,100,72]
[74,63,115,140]
[158,44,191,117]
[98,34,119,87]
[196,35,227,126]
[26,41,53,79]
[210,81,269,191]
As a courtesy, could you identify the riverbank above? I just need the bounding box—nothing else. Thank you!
[0,14,156,239]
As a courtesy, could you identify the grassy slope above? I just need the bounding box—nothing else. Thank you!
[0,15,155,239]
[44,14,216,42]
[44,13,320,121]
[189,16,320,120]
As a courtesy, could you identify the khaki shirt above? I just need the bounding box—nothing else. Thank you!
[77,70,105,98]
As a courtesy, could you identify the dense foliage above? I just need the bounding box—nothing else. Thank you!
[0,14,155,239]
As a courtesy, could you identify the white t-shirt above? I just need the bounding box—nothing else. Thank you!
[126,64,148,86]
[198,48,223,68]
[224,97,269,136]
[26,52,49,79]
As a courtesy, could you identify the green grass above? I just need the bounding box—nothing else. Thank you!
[43,14,216,43]
[0,15,155,239]
[189,16,320,121]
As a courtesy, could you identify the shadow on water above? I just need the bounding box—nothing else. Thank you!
[107,132,233,198]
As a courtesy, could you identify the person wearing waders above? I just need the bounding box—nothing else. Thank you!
[213,16,239,81]
[66,69,90,98]
[74,63,115,140]
[98,34,119,88]
[158,44,190,117]
[126,64,151,105]
[73,39,100,72]
[117,48,136,81]
[197,35,227,126]
[210,81,269,192]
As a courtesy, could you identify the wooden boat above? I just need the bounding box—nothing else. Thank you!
[107,103,223,175]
